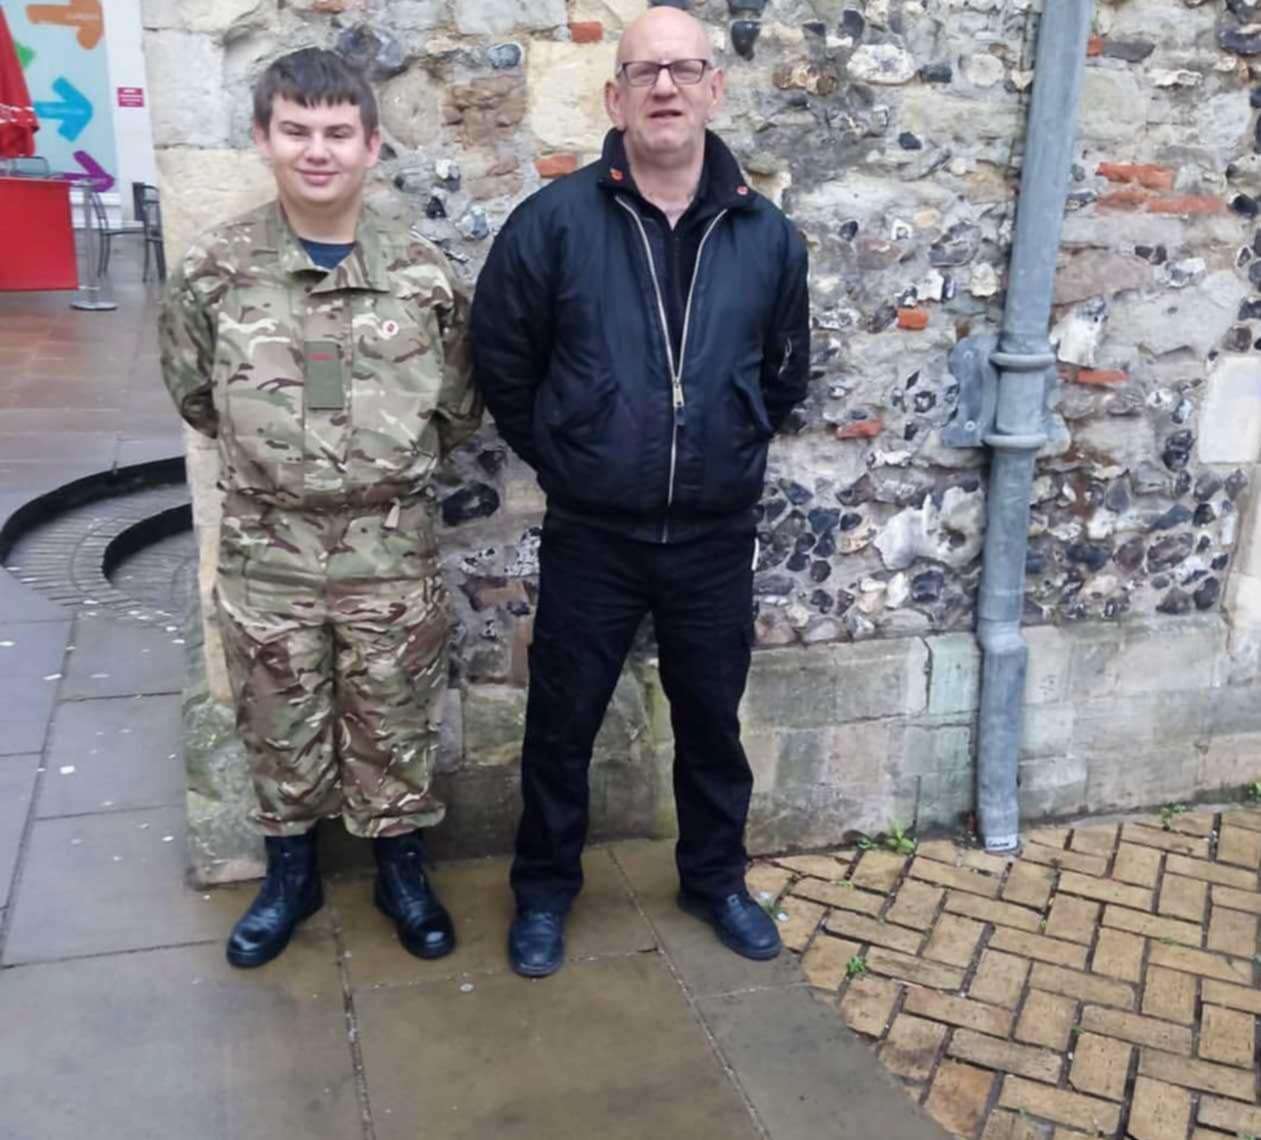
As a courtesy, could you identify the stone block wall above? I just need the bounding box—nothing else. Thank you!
[143,0,1261,879]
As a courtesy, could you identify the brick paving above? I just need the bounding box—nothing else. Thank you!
[754,808,1261,1139]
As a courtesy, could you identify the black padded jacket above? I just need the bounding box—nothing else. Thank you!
[471,129,810,544]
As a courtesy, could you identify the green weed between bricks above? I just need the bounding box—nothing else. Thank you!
[1158,803,1188,830]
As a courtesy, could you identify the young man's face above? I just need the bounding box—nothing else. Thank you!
[253,96,381,212]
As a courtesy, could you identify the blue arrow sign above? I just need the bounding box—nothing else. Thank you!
[34,77,93,142]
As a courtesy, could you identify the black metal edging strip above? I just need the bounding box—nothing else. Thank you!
[100,503,194,580]
[0,457,187,564]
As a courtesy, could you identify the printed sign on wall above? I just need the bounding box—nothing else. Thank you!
[1,0,116,191]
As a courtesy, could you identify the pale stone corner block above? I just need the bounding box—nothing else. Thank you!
[437,687,464,773]
[462,684,527,767]
[1223,591,1261,687]
[455,0,566,36]
[1084,743,1203,814]
[925,632,981,716]
[1112,614,1228,697]
[144,31,231,148]
[1077,68,1150,144]
[1065,622,1126,703]
[184,426,222,531]
[156,147,274,265]
[1018,704,1075,762]
[1018,751,1087,820]
[1228,461,1261,581]
[1199,355,1261,465]
[1073,690,1213,757]
[526,40,619,153]
[901,720,974,778]
[1199,733,1261,796]
[741,726,782,796]
[141,0,270,37]
[822,720,908,791]
[1022,624,1071,706]
[742,636,929,730]
[569,0,647,29]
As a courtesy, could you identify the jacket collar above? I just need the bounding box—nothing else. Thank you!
[596,128,756,213]
[264,199,391,294]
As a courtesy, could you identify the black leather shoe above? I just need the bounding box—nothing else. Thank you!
[508,909,566,978]
[373,832,455,960]
[226,833,323,968]
[677,889,783,961]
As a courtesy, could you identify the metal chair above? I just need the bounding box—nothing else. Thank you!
[87,189,134,278]
[140,184,165,282]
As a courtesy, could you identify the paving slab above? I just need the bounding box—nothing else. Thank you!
[611,838,805,996]
[0,620,71,678]
[698,985,952,1140]
[0,938,361,1140]
[0,431,120,465]
[114,436,183,468]
[3,807,240,963]
[60,614,188,699]
[357,952,760,1140]
[0,461,106,494]
[337,846,656,988]
[0,715,52,757]
[0,673,60,754]
[0,574,69,623]
[38,694,183,818]
[0,754,38,908]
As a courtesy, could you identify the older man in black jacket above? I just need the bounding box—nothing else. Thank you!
[472,5,810,978]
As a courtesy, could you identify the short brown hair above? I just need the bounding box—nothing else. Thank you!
[252,48,379,136]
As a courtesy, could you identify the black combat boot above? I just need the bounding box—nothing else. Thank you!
[226,832,323,968]
[373,831,456,960]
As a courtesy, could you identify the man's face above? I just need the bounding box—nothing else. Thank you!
[604,19,723,167]
[253,96,381,211]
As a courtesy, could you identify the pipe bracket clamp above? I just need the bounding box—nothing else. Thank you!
[944,335,1060,450]
[983,431,1047,451]
[990,351,1057,373]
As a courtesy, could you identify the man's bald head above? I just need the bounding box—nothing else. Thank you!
[605,5,724,174]
[616,5,712,67]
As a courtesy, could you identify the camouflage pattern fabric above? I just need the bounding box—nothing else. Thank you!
[216,541,449,837]
[160,200,479,835]
[159,199,481,514]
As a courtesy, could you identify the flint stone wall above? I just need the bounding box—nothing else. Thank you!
[142,0,1261,882]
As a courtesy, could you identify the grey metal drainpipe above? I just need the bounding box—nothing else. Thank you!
[946,0,1094,852]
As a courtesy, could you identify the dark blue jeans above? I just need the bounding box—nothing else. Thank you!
[511,512,757,911]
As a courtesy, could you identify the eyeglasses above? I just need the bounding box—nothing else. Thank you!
[617,59,711,87]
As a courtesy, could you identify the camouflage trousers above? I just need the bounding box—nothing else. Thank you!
[215,567,449,839]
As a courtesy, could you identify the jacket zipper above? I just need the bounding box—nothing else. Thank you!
[616,197,728,542]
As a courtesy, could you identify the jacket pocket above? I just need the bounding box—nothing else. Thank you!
[730,369,774,441]
[694,370,773,514]
[542,370,618,436]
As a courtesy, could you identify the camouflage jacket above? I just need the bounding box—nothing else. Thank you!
[159,200,481,513]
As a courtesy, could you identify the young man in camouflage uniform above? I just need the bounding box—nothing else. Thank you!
[160,49,481,968]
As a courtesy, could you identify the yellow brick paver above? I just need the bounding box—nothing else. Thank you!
[760,806,1261,1140]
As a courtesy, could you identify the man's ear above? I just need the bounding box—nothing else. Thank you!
[707,67,726,121]
[604,78,626,130]
[252,121,272,160]
[365,128,383,168]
